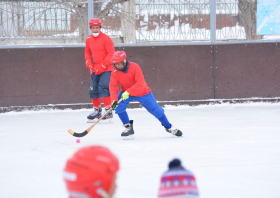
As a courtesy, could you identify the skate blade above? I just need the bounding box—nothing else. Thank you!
[87,118,113,124]
[87,119,98,123]
[172,133,183,137]
[100,119,113,124]
[122,134,134,140]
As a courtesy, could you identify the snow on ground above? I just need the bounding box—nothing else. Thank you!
[0,102,280,198]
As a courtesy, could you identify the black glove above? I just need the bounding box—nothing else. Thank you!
[111,100,119,110]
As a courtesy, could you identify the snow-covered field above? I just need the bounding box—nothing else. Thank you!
[0,102,280,198]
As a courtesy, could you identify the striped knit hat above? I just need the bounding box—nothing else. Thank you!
[158,159,199,198]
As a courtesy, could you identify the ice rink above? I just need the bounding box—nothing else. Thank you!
[0,102,280,198]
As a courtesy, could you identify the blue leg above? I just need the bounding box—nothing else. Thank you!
[138,92,171,128]
[118,112,130,125]
[115,91,132,125]
[98,71,111,97]
[158,114,171,129]
[89,73,100,99]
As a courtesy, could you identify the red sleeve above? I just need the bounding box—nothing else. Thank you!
[126,65,146,96]
[85,38,92,62]
[101,36,115,68]
[109,70,119,102]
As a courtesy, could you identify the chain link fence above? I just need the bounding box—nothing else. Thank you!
[0,0,275,45]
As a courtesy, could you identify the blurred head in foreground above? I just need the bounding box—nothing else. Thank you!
[158,158,199,198]
[64,146,119,198]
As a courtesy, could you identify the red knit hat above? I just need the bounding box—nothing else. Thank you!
[158,159,199,198]
[64,146,119,198]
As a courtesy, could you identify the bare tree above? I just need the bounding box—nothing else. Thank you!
[58,0,130,43]
[238,0,263,40]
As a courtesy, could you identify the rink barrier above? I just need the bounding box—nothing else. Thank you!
[1,42,280,112]
[1,98,279,113]
[1,39,280,49]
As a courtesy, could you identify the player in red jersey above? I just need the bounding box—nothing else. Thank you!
[110,51,183,140]
[85,18,115,122]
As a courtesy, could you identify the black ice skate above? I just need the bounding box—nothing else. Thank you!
[164,124,183,137]
[87,108,102,120]
[121,120,134,140]
[102,108,113,120]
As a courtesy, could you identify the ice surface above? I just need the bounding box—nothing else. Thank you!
[0,102,280,198]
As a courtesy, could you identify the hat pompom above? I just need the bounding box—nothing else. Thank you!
[168,158,181,168]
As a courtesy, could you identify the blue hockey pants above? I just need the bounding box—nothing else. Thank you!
[89,71,111,99]
[115,91,171,128]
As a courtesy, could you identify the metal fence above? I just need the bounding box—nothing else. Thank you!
[216,0,245,40]
[0,0,272,45]
[0,1,80,45]
[136,0,212,42]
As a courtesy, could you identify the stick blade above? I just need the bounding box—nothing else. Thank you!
[68,129,88,137]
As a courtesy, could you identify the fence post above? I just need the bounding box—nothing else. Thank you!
[121,0,136,43]
[88,0,94,36]
[210,0,216,43]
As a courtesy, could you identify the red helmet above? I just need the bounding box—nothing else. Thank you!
[89,18,102,28]
[112,51,127,64]
[64,146,119,198]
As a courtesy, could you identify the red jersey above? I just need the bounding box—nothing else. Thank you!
[109,61,151,101]
[85,31,115,73]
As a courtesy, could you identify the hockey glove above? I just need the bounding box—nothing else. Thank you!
[111,100,119,109]
[86,59,93,69]
[122,91,130,100]
[94,63,106,75]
